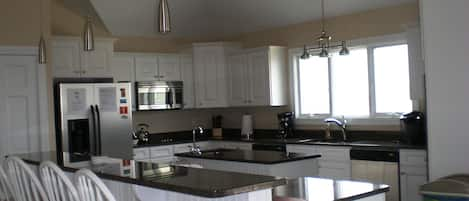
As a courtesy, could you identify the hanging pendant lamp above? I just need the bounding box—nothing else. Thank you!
[301,0,349,59]
[83,16,95,51]
[38,0,47,64]
[158,0,171,33]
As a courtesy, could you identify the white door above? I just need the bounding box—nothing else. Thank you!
[0,56,41,160]
[247,51,270,106]
[135,56,158,81]
[51,39,81,77]
[81,41,113,77]
[400,172,427,201]
[227,54,248,106]
[180,55,194,109]
[158,55,181,81]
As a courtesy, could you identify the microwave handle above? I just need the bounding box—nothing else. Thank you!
[166,88,173,108]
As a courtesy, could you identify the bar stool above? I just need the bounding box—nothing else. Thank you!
[4,156,48,201]
[74,169,116,201]
[0,165,13,201]
[39,161,80,201]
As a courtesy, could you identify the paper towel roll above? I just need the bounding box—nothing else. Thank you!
[241,114,253,137]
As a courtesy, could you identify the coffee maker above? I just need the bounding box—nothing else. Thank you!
[278,112,294,139]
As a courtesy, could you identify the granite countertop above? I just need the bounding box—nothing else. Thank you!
[13,152,286,198]
[135,135,426,150]
[175,149,321,164]
[273,177,390,201]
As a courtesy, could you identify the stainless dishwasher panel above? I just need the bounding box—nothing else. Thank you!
[351,148,399,201]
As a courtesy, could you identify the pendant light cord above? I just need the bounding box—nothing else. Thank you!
[321,0,325,33]
[39,0,43,35]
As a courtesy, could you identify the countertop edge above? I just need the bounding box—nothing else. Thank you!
[175,153,322,165]
[336,186,390,201]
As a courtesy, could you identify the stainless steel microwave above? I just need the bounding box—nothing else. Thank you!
[136,81,183,110]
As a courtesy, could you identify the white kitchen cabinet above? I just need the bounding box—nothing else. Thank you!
[80,40,113,77]
[227,46,288,107]
[135,54,182,82]
[400,149,428,201]
[133,148,150,162]
[111,54,136,110]
[51,38,81,77]
[212,141,252,150]
[158,55,181,81]
[227,54,249,106]
[193,42,240,108]
[180,55,195,109]
[51,37,114,78]
[286,145,351,179]
[135,56,159,81]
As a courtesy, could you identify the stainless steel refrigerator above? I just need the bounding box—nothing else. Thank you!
[56,83,133,165]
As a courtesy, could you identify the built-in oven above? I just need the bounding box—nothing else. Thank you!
[136,81,183,110]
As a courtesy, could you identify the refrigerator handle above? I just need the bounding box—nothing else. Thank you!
[90,105,97,156]
[95,105,102,155]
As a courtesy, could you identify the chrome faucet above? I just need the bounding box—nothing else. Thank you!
[324,117,347,141]
[189,126,204,155]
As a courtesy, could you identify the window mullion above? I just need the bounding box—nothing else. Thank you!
[368,47,377,117]
[328,57,333,116]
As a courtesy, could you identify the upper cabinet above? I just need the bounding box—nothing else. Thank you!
[135,54,181,81]
[51,37,114,78]
[227,46,288,107]
[192,43,241,108]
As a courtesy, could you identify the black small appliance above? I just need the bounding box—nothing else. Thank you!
[278,112,294,139]
[400,111,426,145]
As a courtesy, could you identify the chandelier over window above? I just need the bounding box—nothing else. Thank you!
[301,0,349,59]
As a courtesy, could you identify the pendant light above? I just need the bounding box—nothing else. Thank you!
[83,16,95,51]
[38,0,47,64]
[301,0,349,59]
[158,0,171,33]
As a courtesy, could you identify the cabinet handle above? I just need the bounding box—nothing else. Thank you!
[82,70,86,74]
[159,75,165,78]
[400,172,407,176]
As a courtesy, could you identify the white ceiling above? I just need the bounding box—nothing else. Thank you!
[90,0,415,38]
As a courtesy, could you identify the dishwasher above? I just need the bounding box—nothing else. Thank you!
[350,148,399,201]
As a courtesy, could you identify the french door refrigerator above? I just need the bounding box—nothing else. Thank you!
[56,83,133,165]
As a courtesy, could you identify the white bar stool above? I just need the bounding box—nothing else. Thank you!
[5,156,48,201]
[39,161,80,201]
[75,169,117,201]
[0,165,13,201]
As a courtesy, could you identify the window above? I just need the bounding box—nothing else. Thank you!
[295,44,412,119]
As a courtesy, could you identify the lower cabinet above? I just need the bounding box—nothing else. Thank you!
[287,145,351,179]
[399,149,428,201]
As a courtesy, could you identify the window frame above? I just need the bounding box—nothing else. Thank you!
[289,33,416,126]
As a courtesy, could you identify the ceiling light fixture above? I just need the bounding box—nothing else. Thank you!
[83,16,95,51]
[38,0,46,64]
[301,0,349,59]
[158,0,171,33]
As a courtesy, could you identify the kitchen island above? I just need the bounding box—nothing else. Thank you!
[13,152,389,201]
[176,148,321,177]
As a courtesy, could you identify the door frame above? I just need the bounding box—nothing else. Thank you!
[0,46,50,152]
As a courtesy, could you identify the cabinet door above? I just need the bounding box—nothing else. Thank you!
[180,55,195,109]
[247,51,270,106]
[158,55,181,81]
[227,54,248,106]
[135,56,158,81]
[111,55,135,82]
[400,173,427,201]
[81,41,113,77]
[193,47,228,108]
[51,39,81,77]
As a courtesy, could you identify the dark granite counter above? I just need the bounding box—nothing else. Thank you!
[13,152,286,198]
[175,149,321,164]
[273,178,389,201]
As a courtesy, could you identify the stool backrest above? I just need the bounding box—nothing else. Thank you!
[39,161,80,201]
[0,165,13,201]
[5,157,48,201]
[75,169,116,201]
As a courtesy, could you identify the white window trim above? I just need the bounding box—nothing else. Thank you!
[289,33,415,128]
